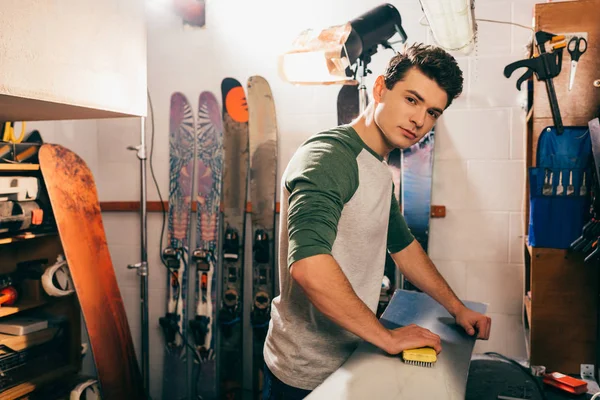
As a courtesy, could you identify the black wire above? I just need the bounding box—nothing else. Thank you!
[484,352,547,400]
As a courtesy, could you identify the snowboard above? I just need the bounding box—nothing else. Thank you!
[401,128,435,291]
[337,84,360,125]
[306,290,487,400]
[190,91,224,400]
[219,77,249,400]
[160,92,195,400]
[38,144,145,400]
[247,76,278,399]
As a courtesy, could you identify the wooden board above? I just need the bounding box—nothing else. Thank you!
[39,143,145,400]
[307,290,487,400]
[529,247,598,373]
[533,0,600,124]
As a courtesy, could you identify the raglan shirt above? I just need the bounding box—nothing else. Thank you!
[263,125,415,390]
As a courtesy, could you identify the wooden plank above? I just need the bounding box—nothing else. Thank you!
[0,365,78,400]
[0,299,47,318]
[530,247,598,373]
[533,0,600,124]
[99,201,446,218]
[0,163,39,171]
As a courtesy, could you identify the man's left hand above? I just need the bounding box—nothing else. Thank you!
[454,307,491,340]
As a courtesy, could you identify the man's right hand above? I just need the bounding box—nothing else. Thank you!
[382,324,442,355]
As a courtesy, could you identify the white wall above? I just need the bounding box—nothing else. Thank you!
[30,0,538,398]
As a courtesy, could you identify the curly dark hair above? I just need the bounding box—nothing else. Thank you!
[383,43,464,109]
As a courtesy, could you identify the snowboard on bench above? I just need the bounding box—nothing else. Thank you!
[307,289,487,400]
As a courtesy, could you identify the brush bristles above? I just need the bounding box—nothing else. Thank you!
[403,360,434,367]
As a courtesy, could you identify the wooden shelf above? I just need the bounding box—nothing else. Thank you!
[0,163,39,171]
[99,201,447,218]
[0,364,78,400]
[0,230,58,245]
[0,299,48,318]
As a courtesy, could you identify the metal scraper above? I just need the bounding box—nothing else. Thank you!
[557,170,564,195]
[543,169,553,196]
[567,170,575,196]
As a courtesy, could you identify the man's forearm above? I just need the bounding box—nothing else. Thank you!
[391,240,465,317]
[290,254,391,351]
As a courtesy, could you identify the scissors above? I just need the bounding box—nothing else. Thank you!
[568,36,587,91]
[1,121,26,143]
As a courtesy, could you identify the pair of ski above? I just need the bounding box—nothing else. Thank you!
[161,76,277,400]
[336,85,435,313]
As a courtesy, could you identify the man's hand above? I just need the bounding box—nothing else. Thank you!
[454,307,491,339]
[382,324,442,355]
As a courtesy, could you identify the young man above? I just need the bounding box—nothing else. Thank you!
[262,43,492,399]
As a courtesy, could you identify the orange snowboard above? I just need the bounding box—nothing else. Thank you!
[39,144,145,400]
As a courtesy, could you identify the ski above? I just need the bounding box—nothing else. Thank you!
[401,128,436,291]
[159,92,195,400]
[247,76,278,398]
[219,77,249,399]
[191,91,224,399]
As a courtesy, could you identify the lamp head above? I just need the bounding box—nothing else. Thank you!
[345,4,407,65]
[279,3,408,85]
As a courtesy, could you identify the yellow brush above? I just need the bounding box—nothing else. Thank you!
[401,347,437,368]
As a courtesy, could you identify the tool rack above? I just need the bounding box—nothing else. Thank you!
[523,0,600,375]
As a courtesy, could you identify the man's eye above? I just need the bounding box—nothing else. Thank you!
[406,97,416,104]
[428,111,439,118]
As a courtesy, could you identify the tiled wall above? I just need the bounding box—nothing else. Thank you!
[29,0,541,397]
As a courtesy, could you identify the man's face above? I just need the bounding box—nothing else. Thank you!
[373,67,448,150]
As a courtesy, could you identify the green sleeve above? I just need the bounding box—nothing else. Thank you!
[387,185,415,254]
[286,138,359,267]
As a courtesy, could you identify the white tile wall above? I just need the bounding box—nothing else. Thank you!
[435,108,511,160]
[467,160,525,211]
[32,0,541,397]
[465,262,524,315]
[473,313,528,359]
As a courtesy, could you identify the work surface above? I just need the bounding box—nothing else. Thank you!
[307,289,487,400]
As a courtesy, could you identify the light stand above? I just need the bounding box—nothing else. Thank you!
[127,118,150,397]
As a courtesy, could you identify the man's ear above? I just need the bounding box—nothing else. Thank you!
[372,75,386,103]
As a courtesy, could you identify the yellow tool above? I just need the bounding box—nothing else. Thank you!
[401,347,437,367]
[2,122,26,144]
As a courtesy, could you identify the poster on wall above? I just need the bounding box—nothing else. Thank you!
[173,0,206,28]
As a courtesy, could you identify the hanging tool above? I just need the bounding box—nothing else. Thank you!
[567,36,587,91]
[2,122,26,144]
[504,31,565,134]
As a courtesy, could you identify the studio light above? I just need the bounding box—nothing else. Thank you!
[279,3,408,86]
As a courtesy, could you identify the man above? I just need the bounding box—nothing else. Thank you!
[262,43,492,399]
